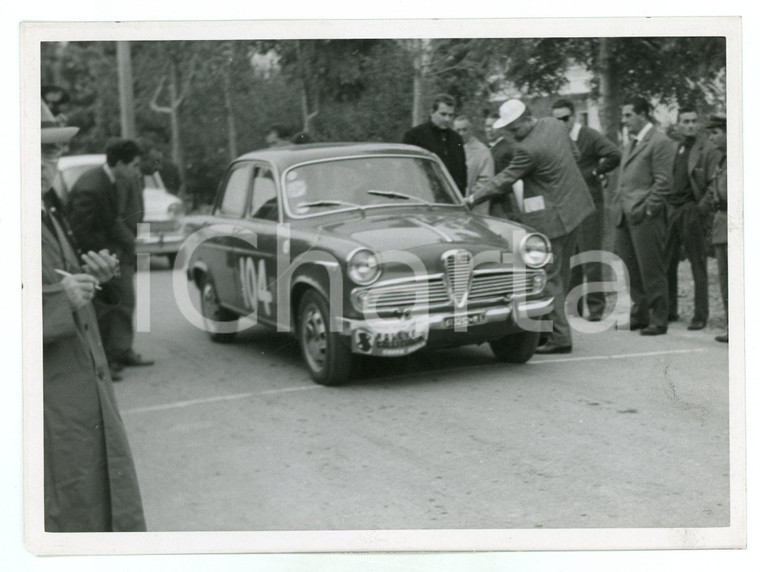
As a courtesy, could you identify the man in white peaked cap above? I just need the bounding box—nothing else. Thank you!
[466,99,595,354]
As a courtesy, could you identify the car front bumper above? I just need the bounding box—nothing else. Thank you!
[335,296,553,357]
[136,231,187,255]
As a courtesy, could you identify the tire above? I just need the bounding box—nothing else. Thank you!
[297,289,352,386]
[200,277,238,343]
[489,331,540,364]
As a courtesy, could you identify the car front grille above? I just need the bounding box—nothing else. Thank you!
[356,269,544,312]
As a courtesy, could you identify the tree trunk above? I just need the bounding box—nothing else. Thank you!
[168,61,186,201]
[598,38,620,145]
[410,39,432,126]
[117,41,137,139]
[222,64,238,159]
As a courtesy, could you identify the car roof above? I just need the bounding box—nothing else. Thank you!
[233,142,438,170]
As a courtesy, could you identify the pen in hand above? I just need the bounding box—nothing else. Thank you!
[54,268,102,290]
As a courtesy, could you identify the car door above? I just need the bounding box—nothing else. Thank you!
[202,160,255,310]
[235,163,280,327]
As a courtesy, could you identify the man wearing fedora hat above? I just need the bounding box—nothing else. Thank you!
[40,102,146,531]
[466,99,595,354]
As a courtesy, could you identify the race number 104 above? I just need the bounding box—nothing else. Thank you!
[238,256,273,316]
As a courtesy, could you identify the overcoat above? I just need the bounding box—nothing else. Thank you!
[42,209,146,532]
[471,117,595,239]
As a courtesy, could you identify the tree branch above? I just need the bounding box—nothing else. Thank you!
[149,73,172,114]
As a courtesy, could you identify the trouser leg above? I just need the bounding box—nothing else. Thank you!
[615,218,647,325]
[629,211,669,329]
[715,243,728,325]
[680,204,709,323]
[110,261,136,361]
[546,227,578,347]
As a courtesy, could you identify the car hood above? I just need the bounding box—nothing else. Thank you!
[312,208,525,254]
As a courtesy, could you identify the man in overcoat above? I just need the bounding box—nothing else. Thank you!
[551,98,621,322]
[466,99,595,354]
[613,96,677,335]
[402,94,468,194]
[41,102,146,532]
[706,113,728,343]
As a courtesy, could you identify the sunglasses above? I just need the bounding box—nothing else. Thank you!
[555,114,572,122]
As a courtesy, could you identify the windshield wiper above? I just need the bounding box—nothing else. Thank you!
[367,190,430,204]
[297,200,359,210]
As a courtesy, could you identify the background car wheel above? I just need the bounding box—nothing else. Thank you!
[200,277,238,343]
[297,289,352,386]
[489,331,540,364]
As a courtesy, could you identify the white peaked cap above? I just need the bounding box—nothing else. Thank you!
[492,99,527,129]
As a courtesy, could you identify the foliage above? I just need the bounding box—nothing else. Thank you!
[41,36,726,207]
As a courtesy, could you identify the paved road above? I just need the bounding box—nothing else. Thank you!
[113,260,730,533]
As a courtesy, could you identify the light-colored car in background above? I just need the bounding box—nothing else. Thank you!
[53,154,187,266]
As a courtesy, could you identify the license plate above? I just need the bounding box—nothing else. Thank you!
[352,322,428,357]
[443,312,485,329]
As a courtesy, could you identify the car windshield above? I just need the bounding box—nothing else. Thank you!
[284,156,461,216]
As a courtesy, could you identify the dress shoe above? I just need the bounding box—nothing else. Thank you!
[586,314,603,322]
[109,368,123,382]
[715,333,729,343]
[640,325,667,336]
[629,321,649,331]
[118,350,155,367]
[109,361,124,373]
[687,320,706,331]
[535,342,572,354]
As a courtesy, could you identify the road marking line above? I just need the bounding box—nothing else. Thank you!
[123,386,319,415]
[122,349,706,414]
[532,348,706,364]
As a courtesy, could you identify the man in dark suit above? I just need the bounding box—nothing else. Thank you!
[467,100,595,354]
[68,139,154,377]
[41,102,146,531]
[402,94,467,194]
[613,96,677,335]
[665,106,720,330]
[551,98,621,322]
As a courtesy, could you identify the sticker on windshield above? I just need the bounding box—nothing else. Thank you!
[286,179,307,199]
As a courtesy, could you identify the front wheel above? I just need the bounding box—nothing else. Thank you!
[200,277,238,343]
[297,289,352,386]
[489,331,540,364]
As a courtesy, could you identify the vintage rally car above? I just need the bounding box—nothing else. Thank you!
[185,143,553,385]
[54,154,187,266]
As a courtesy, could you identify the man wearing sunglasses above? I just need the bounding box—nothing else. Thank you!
[551,98,621,322]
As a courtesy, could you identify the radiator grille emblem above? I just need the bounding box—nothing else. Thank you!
[442,249,473,308]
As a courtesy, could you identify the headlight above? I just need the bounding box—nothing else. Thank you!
[519,233,551,268]
[168,202,185,218]
[347,249,381,285]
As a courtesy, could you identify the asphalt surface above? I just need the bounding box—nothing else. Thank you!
[113,259,731,532]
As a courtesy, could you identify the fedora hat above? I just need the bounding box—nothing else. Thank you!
[492,99,527,129]
[41,101,78,145]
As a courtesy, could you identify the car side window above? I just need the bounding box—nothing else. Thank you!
[249,166,278,221]
[217,163,253,217]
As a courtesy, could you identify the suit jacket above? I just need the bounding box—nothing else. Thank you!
[613,125,677,226]
[575,125,621,205]
[42,209,145,532]
[118,170,146,236]
[67,166,136,262]
[471,117,595,239]
[403,121,468,193]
